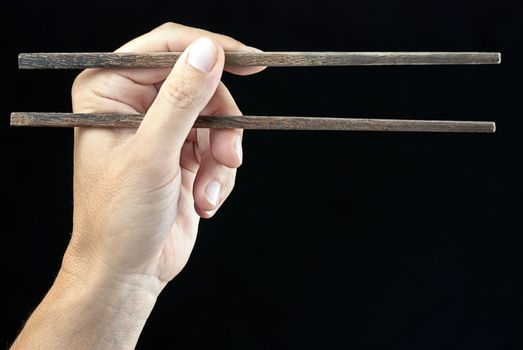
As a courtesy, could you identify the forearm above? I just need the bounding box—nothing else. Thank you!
[11,261,160,349]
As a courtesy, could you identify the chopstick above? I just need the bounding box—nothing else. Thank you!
[18,52,501,69]
[10,113,496,133]
[14,51,499,133]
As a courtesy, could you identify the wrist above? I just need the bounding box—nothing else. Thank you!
[59,243,165,308]
[62,231,168,296]
[56,264,161,313]
[47,265,160,348]
[50,248,163,347]
[12,257,162,349]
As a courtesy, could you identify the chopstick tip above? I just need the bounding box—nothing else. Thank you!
[18,53,32,69]
[10,112,28,126]
[10,112,19,125]
[495,52,502,64]
[17,53,24,69]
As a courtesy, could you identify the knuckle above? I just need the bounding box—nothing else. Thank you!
[71,71,94,110]
[71,71,88,95]
[156,22,180,32]
[161,80,197,110]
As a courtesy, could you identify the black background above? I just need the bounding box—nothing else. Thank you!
[3,0,522,348]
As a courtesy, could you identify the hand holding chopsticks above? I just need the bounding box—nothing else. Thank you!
[10,23,500,350]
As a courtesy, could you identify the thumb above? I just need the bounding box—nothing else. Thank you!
[135,37,224,158]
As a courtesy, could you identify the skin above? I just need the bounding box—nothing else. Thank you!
[11,22,265,349]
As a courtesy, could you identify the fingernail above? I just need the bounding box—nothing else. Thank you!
[244,45,263,53]
[187,38,218,73]
[205,181,221,206]
[235,136,243,164]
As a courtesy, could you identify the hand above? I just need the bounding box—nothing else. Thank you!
[66,22,264,291]
[12,23,265,349]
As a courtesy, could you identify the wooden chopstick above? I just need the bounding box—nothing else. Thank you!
[14,52,499,133]
[10,113,496,133]
[18,52,501,69]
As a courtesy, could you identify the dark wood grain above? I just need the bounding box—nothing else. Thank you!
[18,52,502,69]
[10,112,496,133]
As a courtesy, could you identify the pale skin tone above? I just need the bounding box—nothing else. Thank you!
[11,22,265,349]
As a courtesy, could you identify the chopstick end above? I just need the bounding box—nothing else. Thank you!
[495,52,502,64]
[18,53,32,69]
[11,112,29,126]
[18,53,26,69]
[11,112,22,126]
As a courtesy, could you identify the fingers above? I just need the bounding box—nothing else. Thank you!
[179,140,199,174]
[135,37,224,161]
[191,83,244,218]
[73,21,266,122]
[170,25,266,75]
[210,128,243,168]
[74,70,159,113]
[193,129,237,218]
[201,82,244,168]
[116,22,265,81]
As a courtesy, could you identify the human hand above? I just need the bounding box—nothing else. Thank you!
[66,22,264,293]
[12,23,265,350]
